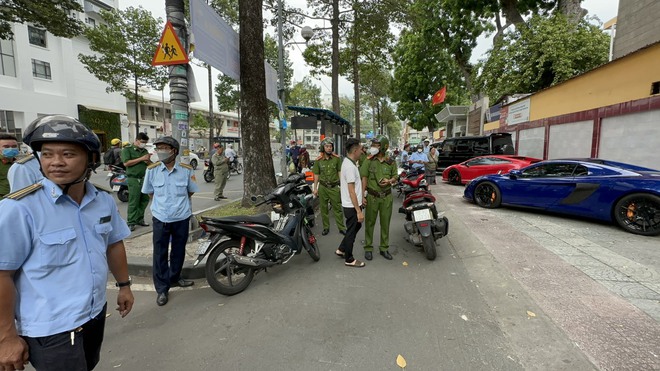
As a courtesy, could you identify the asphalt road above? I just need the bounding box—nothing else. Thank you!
[89,188,600,371]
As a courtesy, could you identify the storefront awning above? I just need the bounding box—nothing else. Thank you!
[435,105,469,123]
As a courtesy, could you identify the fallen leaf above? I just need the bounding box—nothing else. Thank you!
[105,313,112,318]
[402,261,408,266]
[113,364,121,368]
[461,315,468,321]
[527,310,536,317]
[396,354,407,368]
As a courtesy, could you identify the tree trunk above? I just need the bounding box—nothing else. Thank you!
[558,0,587,24]
[499,0,525,26]
[239,0,276,207]
[331,0,340,114]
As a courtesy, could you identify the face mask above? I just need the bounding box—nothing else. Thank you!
[324,150,333,155]
[2,148,19,158]
[417,148,423,153]
[369,147,379,156]
[156,151,172,162]
[137,142,146,149]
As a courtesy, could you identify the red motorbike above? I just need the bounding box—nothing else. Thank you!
[396,165,428,198]
[398,189,449,260]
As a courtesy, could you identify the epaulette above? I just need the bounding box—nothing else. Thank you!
[15,154,35,164]
[147,161,161,169]
[4,183,42,200]
[92,183,112,193]
[367,155,375,160]
[315,155,323,161]
[332,153,340,158]
[180,163,193,170]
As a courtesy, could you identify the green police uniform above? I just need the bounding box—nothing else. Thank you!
[121,144,151,226]
[0,157,14,199]
[360,154,398,252]
[312,153,345,232]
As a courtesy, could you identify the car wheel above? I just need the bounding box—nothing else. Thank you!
[613,193,660,236]
[473,181,502,209]
[448,170,462,185]
[190,159,198,170]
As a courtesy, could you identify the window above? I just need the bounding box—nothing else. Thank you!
[31,59,51,79]
[652,81,660,95]
[28,26,47,48]
[521,163,577,178]
[472,138,489,154]
[85,17,96,28]
[0,110,17,134]
[0,39,16,77]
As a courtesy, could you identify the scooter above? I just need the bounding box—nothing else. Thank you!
[106,165,128,202]
[193,173,319,296]
[203,159,214,183]
[396,165,428,198]
[398,189,448,260]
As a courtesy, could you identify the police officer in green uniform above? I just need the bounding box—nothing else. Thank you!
[121,132,151,231]
[313,138,346,236]
[360,135,398,260]
[0,134,20,199]
[358,142,368,167]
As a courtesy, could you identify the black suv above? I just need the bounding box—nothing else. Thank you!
[435,133,514,169]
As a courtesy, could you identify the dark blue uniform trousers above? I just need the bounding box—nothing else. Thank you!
[152,216,190,294]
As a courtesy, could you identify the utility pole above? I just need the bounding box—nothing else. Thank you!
[165,0,189,155]
[277,0,288,177]
[208,64,214,152]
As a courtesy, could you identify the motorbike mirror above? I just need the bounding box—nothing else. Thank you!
[250,195,263,203]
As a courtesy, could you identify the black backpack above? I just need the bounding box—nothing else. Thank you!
[103,149,115,165]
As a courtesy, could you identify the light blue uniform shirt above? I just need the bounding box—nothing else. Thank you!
[8,155,43,191]
[141,162,199,223]
[0,179,131,337]
[410,151,429,170]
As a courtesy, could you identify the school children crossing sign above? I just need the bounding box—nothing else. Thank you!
[152,21,189,66]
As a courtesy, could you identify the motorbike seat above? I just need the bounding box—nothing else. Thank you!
[402,174,425,188]
[204,213,272,225]
[403,191,436,208]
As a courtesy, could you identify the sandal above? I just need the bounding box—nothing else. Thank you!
[345,259,365,268]
[335,249,345,257]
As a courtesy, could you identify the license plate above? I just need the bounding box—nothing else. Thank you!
[271,211,281,221]
[196,239,212,255]
[413,208,432,222]
[112,185,120,192]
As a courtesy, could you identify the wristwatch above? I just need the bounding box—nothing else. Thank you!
[115,277,132,288]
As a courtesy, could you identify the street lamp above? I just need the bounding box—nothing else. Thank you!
[277,1,313,178]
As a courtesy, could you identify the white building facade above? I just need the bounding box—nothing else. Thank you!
[0,0,126,141]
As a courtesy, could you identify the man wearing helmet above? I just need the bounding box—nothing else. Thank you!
[211,143,229,200]
[312,138,346,236]
[360,135,399,261]
[108,138,125,170]
[0,115,134,371]
[142,136,199,306]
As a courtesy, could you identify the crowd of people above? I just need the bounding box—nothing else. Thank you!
[0,115,440,369]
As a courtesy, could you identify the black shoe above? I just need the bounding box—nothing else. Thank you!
[129,224,136,232]
[219,196,227,199]
[171,279,194,288]
[156,292,168,306]
[322,229,329,236]
[380,251,393,260]
[364,251,373,261]
[137,221,150,227]
[339,230,346,235]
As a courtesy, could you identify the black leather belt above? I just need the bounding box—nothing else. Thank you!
[320,180,340,188]
[367,188,392,198]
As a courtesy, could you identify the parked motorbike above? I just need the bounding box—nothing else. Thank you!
[106,165,128,202]
[203,159,214,183]
[194,173,319,296]
[396,165,428,198]
[398,189,449,260]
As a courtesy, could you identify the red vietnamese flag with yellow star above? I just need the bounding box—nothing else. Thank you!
[432,86,446,106]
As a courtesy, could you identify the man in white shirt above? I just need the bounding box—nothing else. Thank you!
[224,144,237,168]
[337,138,365,267]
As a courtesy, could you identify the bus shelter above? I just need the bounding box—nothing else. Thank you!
[287,106,352,156]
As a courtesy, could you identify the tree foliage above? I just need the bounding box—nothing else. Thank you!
[476,13,609,102]
[288,77,322,107]
[78,7,168,101]
[215,74,240,114]
[0,0,83,40]
[390,27,469,132]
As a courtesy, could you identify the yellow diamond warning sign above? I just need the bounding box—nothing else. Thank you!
[152,21,189,66]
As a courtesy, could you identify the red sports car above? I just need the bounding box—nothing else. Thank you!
[442,155,541,185]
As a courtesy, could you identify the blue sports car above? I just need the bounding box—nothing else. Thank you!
[463,159,660,236]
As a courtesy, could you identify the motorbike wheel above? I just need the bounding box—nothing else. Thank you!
[190,159,198,170]
[301,224,321,261]
[205,240,255,296]
[203,170,214,183]
[421,235,437,261]
[236,163,243,174]
[117,186,129,203]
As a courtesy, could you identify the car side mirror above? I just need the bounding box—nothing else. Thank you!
[509,169,521,179]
